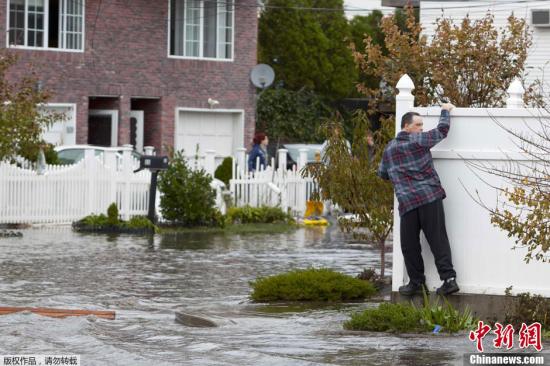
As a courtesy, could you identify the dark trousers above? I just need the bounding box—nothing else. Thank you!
[400,199,456,285]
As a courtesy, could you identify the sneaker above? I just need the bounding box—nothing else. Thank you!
[398,282,428,296]
[436,277,459,296]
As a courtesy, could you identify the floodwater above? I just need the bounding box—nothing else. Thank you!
[0,226,478,365]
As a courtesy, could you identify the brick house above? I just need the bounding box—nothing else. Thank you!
[1,0,258,159]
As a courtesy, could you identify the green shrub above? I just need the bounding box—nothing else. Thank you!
[250,268,376,302]
[158,151,221,227]
[107,203,119,226]
[344,294,477,333]
[74,213,157,233]
[344,303,425,333]
[18,143,60,165]
[43,144,60,165]
[214,157,233,186]
[416,292,477,333]
[79,213,109,227]
[505,292,550,329]
[227,206,294,225]
[124,216,158,232]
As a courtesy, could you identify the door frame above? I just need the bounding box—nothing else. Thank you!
[88,109,118,147]
[130,110,144,153]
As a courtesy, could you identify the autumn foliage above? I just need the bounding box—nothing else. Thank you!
[352,7,532,109]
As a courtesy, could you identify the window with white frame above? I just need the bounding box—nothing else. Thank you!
[7,0,84,51]
[169,0,234,59]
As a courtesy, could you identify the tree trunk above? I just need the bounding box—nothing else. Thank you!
[379,238,386,279]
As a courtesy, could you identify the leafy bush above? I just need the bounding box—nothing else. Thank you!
[250,268,376,302]
[79,214,109,227]
[226,206,294,225]
[344,295,477,334]
[126,216,158,232]
[158,151,221,227]
[505,292,550,330]
[344,303,425,333]
[416,292,477,333]
[214,157,233,186]
[74,213,156,233]
[356,268,385,291]
[107,203,119,226]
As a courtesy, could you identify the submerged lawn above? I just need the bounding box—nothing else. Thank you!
[159,223,298,235]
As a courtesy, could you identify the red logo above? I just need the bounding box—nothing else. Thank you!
[469,321,543,352]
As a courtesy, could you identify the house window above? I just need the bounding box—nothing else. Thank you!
[170,0,234,60]
[7,0,84,51]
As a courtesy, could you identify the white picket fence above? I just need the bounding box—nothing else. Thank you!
[229,148,319,216]
[0,147,150,224]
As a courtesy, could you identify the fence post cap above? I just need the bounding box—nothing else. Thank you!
[506,78,525,108]
[507,78,524,95]
[396,74,415,92]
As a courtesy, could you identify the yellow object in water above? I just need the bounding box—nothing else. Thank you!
[304,201,324,217]
[303,217,329,226]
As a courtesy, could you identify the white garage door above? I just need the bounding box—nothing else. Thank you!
[175,111,243,157]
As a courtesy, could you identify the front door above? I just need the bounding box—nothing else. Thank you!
[88,110,118,147]
[130,110,144,153]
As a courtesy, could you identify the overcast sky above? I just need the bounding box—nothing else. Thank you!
[343,0,395,18]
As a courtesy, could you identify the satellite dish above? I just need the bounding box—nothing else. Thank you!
[250,64,275,89]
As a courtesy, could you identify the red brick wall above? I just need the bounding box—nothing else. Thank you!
[0,0,258,154]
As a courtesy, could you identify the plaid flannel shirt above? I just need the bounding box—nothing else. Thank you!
[378,110,450,216]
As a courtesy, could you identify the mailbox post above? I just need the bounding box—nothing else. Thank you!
[135,155,169,223]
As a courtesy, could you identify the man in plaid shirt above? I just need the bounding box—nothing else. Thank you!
[378,103,459,296]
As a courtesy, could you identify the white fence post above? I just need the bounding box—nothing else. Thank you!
[278,148,288,171]
[204,150,216,177]
[84,149,96,216]
[144,146,155,155]
[298,148,308,170]
[236,147,246,177]
[104,149,118,208]
[121,144,133,220]
[506,78,525,109]
[393,74,416,291]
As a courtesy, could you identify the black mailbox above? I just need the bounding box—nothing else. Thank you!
[134,155,170,223]
[139,155,169,171]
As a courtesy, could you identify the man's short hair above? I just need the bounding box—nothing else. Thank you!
[401,112,420,129]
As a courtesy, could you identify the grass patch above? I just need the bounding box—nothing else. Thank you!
[226,206,295,225]
[344,303,425,332]
[344,293,477,334]
[250,268,376,302]
[73,214,157,234]
[417,291,477,333]
[159,222,297,235]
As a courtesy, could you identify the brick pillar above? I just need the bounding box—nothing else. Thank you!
[76,96,89,144]
[118,95,131,146]
[160,96,176,155]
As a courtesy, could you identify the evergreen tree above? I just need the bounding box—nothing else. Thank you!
[258,0,357,100]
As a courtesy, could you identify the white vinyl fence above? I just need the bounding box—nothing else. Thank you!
[392,74,550,296]
[0,147,150,224]
[229,148,319,216]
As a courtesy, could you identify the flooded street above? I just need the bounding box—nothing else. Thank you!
[0,226,474,365]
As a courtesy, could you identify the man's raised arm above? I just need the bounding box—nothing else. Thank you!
[412,103,455,149]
